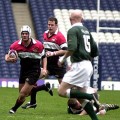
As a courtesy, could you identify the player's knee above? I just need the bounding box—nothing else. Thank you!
[58,88,63,97]
[19,91,29,100]
[58,88,67,97]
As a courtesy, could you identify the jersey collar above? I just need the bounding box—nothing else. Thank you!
[18,38,37,44]
[71,23,83,27]
[45,29,59,35]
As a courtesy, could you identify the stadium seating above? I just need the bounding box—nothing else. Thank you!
[0,0,120,82]
[28,0,120,81]
[0,0,19,78]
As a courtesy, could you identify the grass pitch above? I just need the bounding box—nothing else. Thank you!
[0,87,120,120]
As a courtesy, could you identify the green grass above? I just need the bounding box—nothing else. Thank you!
[0,88,120,120]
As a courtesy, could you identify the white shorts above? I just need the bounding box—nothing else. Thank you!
[62,60,93,88]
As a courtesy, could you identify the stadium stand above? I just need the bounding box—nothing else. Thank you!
[0,0,120,82]
[28,0,120,81]
[0,0,20,78]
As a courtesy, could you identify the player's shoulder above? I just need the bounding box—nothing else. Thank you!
[56,31,66,40]
[34,39,44,48]
[57,31,64,36]
[11,40,20,44]
[10,40,20,48]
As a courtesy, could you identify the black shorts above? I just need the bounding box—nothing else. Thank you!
[47,65,66,79]
[19,69,40,85]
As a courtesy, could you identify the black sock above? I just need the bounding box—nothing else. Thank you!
[12,99,25,111]
[30,84,47,104]
[70,89,93,100]
[84,102,98,120]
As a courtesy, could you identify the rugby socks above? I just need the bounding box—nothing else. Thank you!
[11,99,25,111]
[30,84,47,104]
[84,102,98,120]
[70,89,94,100]
[30,87,37,104]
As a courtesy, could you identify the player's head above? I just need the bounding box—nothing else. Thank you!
[68,98,82,110]
[21,25,31,41]
[48,17,58,34]
[69,10,84,25]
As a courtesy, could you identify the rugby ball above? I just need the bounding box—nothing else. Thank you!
[8,50,18,59]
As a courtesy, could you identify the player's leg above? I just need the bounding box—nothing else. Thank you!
[83,100,99,120]
[58,61,99,120]
[21,82,53,109]
[21,69,53,109]
[9,72,40,114]
[9,82,34,114]
[58,82,99,120]
[103,103,119,111]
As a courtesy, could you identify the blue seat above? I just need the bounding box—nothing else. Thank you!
[0,0,18,78]
[28,0,120,82]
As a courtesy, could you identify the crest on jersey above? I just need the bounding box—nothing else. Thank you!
[51,38,56,42]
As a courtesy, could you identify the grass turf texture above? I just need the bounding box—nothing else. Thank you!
[0,87,120,120]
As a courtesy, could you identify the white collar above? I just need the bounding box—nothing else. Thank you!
[45,29,59,34]
[18,38,37,44]
[71,23,83,28]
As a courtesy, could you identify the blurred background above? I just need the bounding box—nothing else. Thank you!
[0,0,120,90]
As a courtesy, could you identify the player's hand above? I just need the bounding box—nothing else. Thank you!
[58,56,65,67]
[46,51,56,57]
[9,57,17,63]
[39,68,48,79]
[5,54,17,63]
[42,69,48,76]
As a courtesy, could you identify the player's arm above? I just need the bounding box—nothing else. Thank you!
[56,36,68,56]
[46,44,67,57]
[40,54,48,78]
[46,34,68,57]
[46,49,67,57]
[42,56,47,71]
[55,49,67,56]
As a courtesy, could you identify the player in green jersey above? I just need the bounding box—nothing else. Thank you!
[58,10,99,120]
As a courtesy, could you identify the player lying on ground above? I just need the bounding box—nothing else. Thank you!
[66,86,119,115]
[67,98,119,115]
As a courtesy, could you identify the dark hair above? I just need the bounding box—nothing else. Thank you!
[48,17,58,24]
[68,98,78,108]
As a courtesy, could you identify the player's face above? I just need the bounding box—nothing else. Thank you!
[48,21,58,34]
[21,32,29,42]
[71,100,82,110]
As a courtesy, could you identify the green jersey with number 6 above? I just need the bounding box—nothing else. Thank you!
[67,24,98,63]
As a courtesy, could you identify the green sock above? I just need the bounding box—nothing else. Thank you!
[84,102,99,120]
[70,89,93,100]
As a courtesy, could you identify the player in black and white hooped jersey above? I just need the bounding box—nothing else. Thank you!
[5,25,52,114]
